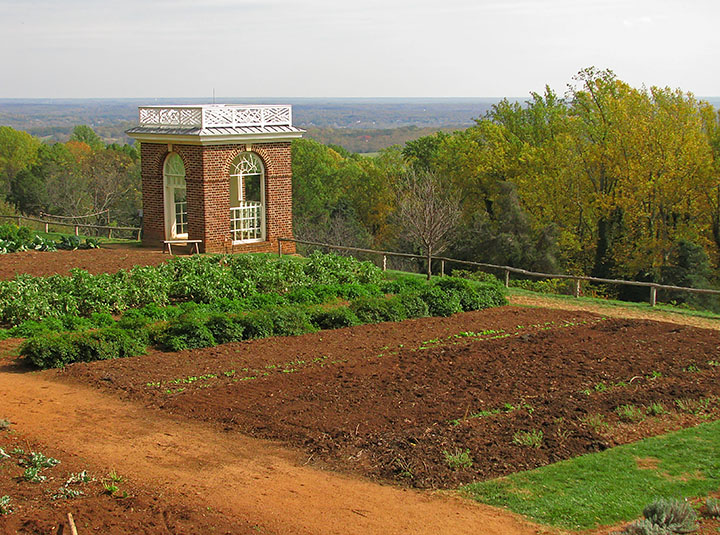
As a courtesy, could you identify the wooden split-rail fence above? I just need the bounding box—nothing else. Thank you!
[277,238,720,307]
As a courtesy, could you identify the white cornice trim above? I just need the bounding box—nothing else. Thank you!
[128,132,304,145]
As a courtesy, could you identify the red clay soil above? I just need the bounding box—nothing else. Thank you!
[0,361,543,535]
[60,307,720,490]
[0,245,175,279]
[0,428,251,535]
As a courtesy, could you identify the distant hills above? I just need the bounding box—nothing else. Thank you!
[2,96,717,153]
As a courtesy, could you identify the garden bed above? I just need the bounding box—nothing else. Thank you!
[0,246,170,280]
[58,306,720,490]
[0,428,252,534]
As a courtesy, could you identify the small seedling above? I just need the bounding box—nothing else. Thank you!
[583,414,609,433]
[675,398,711,415]
[647,371,663,380]
[443,448,473,470]
[26,451,60,469]
[645,403,666,416]
[0,495,12,515]
[705,497,720,517]
[52,486,84,500]
[23,466,46,483]
[684,364,700,373]
[512,429,544,448]
[0,418,10,431]
[10,447,24,456]
[708,360,720,367]
[616,404,644,422]
[107,469,124,483]
[66,471,92,484]
[0,448,10,461]
[103,482,119,495]
[393,457,413,479]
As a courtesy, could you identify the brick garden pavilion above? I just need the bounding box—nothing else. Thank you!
[126,104,303,253]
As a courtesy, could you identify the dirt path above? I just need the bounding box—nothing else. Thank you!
[0,365,548,535]
[509,294,720,331]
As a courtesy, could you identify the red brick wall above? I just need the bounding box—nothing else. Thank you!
[140,141,295,254]
[140,143,167,247]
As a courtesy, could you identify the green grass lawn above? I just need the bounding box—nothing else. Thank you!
[462,419,720,530]
[508,287,720,322]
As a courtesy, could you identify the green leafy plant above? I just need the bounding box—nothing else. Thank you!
[107,469,124,483]
[52,486,84,500]
[512,429,544,448]
[0,495,12,515]
[103,482,119,495]
[443,448,473,470]
[0,418,10,431]
[309,307,360,330]
[616,404,645,423]
[705,497,720,517]
[646,403,667,416]
[618,518,671,534]
[26,451,60,469]
[642,498,697,533]
[674,398,711,416]
[23,466,46,483]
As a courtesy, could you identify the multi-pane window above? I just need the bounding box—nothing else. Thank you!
[163,153,188,238]
[229,152,265,242]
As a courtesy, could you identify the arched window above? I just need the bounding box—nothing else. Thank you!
[229,152,265,242]
[163,153,187,239]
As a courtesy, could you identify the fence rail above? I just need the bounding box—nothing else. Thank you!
[277,238,720,307]
[0,214,141,240]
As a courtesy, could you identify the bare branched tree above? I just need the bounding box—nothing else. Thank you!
[396,169,461,279]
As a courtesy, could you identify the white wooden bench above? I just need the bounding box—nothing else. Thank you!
[162,239,202,255]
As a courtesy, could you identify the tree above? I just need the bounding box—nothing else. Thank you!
[70,125,105,152]
[0,126,40,199]
[395,169,461,279]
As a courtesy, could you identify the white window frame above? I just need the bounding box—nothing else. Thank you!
[229,152,266,243]
[163,153,188,240]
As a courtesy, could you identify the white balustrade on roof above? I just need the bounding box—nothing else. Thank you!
[138,105,293,129]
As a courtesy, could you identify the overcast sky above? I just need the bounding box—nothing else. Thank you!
[1,0,718,99]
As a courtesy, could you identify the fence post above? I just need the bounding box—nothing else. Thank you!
[136,229,142,241]
[382,255,387,271]
[277,239,282,257]
[441,260,445,277]
[44,222,49,233]
[16,216,21,227]
[108,228,112,239]
[504,269,510,288]
[649,285,657,307]
[574,279,581,298]
[74,225,79,236]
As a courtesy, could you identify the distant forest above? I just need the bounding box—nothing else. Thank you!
[1,71,720,309]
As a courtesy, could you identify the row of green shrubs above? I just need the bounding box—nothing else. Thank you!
[0,252,383,326]
[21,277,507,369]
[0,276,431,340]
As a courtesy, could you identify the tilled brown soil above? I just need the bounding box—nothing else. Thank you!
[61,307,720,490]
[0,246,175,279]
[0,429,252,535]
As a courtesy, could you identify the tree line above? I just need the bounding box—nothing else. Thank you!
[1,67,718,304]
[0,125,141,227]
[293,68,720,304]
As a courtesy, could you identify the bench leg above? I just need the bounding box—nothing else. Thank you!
[167,243,173,255]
